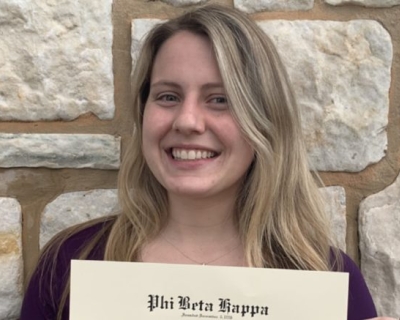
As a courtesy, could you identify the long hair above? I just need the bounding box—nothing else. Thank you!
[110,4,333,269]
[39,5,336,319]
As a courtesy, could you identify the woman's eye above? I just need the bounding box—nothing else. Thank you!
[158,94,178,102]
[211,97,227,103]
[209,96,229,109]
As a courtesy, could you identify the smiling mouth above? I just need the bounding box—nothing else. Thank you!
[170,148,218,160]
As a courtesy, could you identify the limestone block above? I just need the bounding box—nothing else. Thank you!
[40,189,118,248]
[321,186,347,251]
[258,20,392,172]
[359,173,400,317]
[132,19,392,172]
[324,0,400,7]
[0,134,121,169]
[0,198,22,319]
[131,20,165,63]
[0,0,114,121]
[234,0,313,13]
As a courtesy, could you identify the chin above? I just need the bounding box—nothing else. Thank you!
[166,184,217,198]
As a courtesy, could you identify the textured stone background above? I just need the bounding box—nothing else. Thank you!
[0,0,399,319]
[0,0,114,121]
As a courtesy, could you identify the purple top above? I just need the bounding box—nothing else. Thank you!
[20,222,377,320]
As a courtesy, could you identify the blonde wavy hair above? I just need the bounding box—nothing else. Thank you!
[111,3,334,268]
[40,4,337,319]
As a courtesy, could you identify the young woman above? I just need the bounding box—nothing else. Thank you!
[20,4,392,320]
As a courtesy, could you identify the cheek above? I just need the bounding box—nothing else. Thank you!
[222,121,254,156]
[142,105,171,137]
[142,107,160,145]
[238,142,255,173]
[239,138,254,159]
[229,126,255,169]
[142,106,171,163]
[141,108,157,161]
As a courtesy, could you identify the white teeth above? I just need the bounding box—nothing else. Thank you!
[172,148,216,160]
[188,150,196,160]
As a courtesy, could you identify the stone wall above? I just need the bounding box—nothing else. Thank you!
[0,0,399,318]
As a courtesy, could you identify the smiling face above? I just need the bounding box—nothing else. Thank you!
[142,31,254,200]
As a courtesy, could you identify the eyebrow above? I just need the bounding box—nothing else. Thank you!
[150,81,225,90]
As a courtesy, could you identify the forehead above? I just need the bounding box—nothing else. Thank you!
[150,31,222,84]
[156,30,213,58]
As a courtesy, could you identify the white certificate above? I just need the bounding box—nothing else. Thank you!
[70,260,349,320]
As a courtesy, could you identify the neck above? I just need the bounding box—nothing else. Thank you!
[164,192,238,243]
[141,191,245,266]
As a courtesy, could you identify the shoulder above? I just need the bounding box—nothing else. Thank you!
[332,250,377,320]
[38,216,116,284]
[48,217,115,262]
[20,217,115,320]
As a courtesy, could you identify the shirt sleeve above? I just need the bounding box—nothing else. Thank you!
[20,250,66,320]
[20,221,110,320]
[340,251,377,320]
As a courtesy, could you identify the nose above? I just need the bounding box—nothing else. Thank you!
[172,98,206,135]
